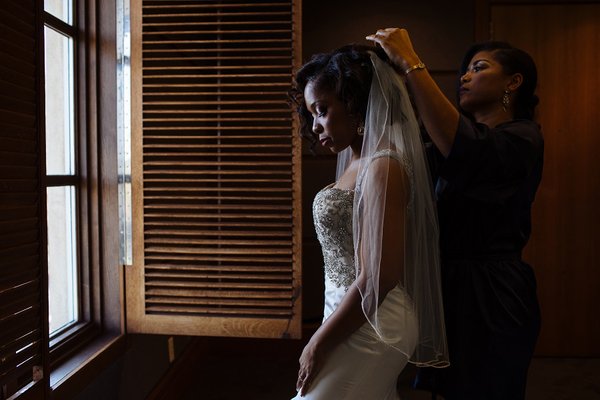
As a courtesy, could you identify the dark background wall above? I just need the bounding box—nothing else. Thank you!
[489,1,600,357]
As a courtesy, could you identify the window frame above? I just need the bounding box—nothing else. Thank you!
[42,0,101,367]
[42,0,125,396]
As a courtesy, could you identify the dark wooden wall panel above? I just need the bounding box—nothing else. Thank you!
[492,3,600,356]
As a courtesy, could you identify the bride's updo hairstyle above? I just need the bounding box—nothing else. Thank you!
[290,45,390,151]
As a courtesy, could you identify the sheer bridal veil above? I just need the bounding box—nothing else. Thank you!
[338,52,449,367]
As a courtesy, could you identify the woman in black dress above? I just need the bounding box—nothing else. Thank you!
[367,28,543,399]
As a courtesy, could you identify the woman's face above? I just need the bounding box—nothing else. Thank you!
[458,50,512,115]
[303,80,359,154]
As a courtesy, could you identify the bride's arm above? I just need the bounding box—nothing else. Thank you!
[296,159,408,396]
[295,277,365,396]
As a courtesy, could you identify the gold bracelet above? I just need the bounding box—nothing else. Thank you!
[404,61,426,75]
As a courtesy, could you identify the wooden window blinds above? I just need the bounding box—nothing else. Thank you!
[0,0,48,398]
[126,0,303,339]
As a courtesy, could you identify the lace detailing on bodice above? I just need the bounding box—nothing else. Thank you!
[313,150,412,291]
[312,186,355,289]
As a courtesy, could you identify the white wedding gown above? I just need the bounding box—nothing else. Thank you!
[291,182,418,400]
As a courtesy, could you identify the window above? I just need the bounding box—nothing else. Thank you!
[42,0,105,364]
[44,0,79,339]
[0,0,300,397]
[0,0,123,398]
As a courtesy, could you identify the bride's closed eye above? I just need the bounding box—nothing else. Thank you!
[315,105,327,117]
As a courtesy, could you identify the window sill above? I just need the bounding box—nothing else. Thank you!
[50,333,126,399]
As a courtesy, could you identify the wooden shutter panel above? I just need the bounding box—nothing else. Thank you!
[0,0,47,398]
[127,0,302,339]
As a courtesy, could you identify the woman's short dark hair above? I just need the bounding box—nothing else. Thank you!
[289,44,389,150]
[459,41,539,120]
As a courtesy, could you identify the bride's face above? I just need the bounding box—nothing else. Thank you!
[304,81,360,154]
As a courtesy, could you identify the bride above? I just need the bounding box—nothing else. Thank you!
[289,44,449,399]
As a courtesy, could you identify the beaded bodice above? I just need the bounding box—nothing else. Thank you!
[312,186,355,290]
[312,150,411,297]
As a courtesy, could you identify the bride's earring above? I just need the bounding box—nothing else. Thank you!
[357,122,365,136]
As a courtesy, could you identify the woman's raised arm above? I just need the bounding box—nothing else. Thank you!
[367,28,460,157]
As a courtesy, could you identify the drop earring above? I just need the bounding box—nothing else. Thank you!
[502,90,510,112]
[357,122,365,136]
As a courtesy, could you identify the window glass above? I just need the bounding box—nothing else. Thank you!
[44,26,75,176]
[47,186,78,334]
[44,0,72,24]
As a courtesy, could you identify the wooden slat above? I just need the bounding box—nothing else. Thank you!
[142,47,292,54]
[145,286,291,295]
[144,210,291,217]
[0,135,36,154]
[144,245,291,254]
[0,292,40,323]
[0,308,40,348]
[0,229,39,250]
[143,21,291,28]
[143,253,291,263]
[146,297,291,307]
[144,236,291,244]
[142,2,291,9]
[0,74,36,104]
[144,281,290,291]
[143,190,290,194]
[146,269,292,275]
[144,221,290,228]
[143,29,291,35]
[146,264,290,272]
[144,125,286,133]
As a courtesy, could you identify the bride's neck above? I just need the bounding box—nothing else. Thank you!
[335,159,359,190]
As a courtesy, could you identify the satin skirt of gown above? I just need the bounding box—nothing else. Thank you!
[291,186,418,400]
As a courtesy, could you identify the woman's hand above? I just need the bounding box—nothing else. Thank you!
[368,27,459,156]
[296,335,327,396]
[365,28,421,72]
